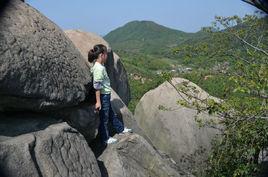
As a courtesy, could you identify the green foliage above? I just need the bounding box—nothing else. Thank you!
[206,117,268,177]
[181,71,230,99]
[107,17,268,177]
[173,15,268,70]
[172,14,268,177]
[161,71,173,82]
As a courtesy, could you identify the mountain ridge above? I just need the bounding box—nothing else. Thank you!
[104,20,198,55]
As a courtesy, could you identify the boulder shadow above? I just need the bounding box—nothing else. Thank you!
[89,135,110,177]
[0,111,61,141]
[97,160,109,177]
[89,134,107,158]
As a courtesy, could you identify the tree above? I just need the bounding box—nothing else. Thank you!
[170,14,268,176]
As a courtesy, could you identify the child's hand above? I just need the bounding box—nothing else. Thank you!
[95,102,101,113]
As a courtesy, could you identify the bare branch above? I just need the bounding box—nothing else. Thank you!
[167,80,193,104]
[234,33,268,56]
[256,35,264,51]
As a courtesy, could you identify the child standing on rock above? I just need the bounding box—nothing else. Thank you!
[88,44,132,145]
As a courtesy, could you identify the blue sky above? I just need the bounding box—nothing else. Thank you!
[27,0,256,36]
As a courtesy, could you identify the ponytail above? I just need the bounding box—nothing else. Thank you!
[88,44,107,63]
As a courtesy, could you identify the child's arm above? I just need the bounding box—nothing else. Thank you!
[95,89,101,111]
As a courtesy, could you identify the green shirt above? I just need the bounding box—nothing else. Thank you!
[91,62,112,94]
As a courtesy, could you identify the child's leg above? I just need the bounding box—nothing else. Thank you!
[99,94,110,143]
[109,104,124,133]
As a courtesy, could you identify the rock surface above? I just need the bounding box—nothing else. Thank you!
[0,0,93,112]
[0,1,215,177]
[105,52,130,105]
[134,77,220,172]
[64,30,109,61]
[98,133,189,177]
[0,112,61,142]
[62,104,99,142]
[65,30,130,105]
[0,121,101,177]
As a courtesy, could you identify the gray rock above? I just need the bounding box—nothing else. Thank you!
[258,148,268,177]
[0,121,101,177]
[62,104,99,143]
[134,78,220,173]
[0,0,93,112]
[64,30,109,61]
[98,133,189,177]
[65,30,130,105]
[106,52,130,105]
[0,112,61,141]
[0,134,40,177]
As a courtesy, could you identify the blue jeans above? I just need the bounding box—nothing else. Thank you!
[99,94,124,143]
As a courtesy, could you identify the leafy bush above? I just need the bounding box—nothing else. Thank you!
[174,14,268,177]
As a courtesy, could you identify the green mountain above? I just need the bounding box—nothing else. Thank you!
[104,20,196,56]
[104,17,267,113]
[104,20,212,112]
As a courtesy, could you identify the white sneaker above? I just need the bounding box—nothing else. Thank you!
[122,127,133,133]
[106,137,118,144]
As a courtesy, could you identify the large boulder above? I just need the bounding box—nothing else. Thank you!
[64,30,109,61]
[0,0,93,112]
[134,78,220,172]
[65,30,130,105]
[60,104,99,142]
[98,133,190,177]
[0,112,61,142]
[0,119,101,177]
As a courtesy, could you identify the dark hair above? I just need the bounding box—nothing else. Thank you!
[88,44,107,63]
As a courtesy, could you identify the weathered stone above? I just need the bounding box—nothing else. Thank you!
[0,121,101,177]
[134,77,220,172]
[0,134,40,177]
[98,133,190,177]
[0,0,93,112]
[65,30,130,105]
[64,30,109,61]
[106,52,130,105]
[0,112,60,142]
[62,104,99,143]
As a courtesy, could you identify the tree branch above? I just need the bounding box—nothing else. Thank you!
[234,33,268,56]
